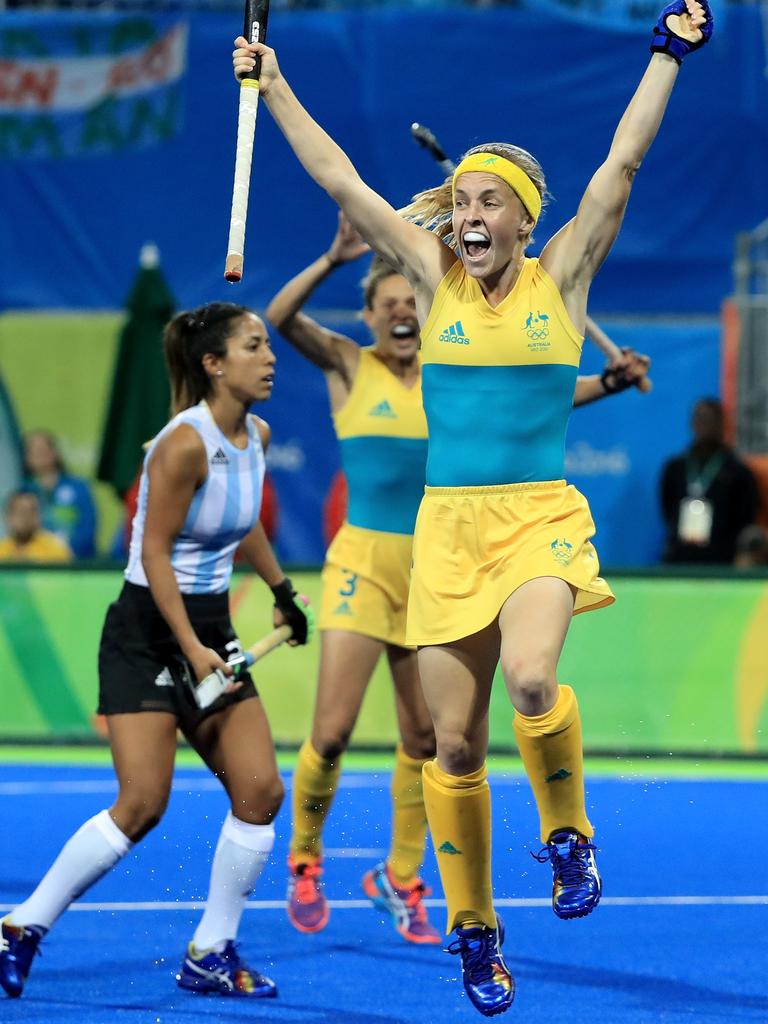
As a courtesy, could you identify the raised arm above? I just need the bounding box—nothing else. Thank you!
[265,213,368,385]
[233,39,451,303]
[584,315,652,395]
[541,1,713,312]
[574,346,652,406]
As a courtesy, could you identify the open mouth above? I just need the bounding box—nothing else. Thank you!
[463,231,491,260]
[390,324,417,340]
[262,374,275,385]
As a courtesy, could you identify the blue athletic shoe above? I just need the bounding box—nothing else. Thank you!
[177,941,277,998]
[446,915,515,1017]
[534,830,602,920]
[0,917,45,998]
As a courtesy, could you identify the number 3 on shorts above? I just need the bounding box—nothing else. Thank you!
[339,571,358,597]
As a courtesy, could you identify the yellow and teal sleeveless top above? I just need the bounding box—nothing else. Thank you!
[420,257,583,486]
[333,348,428,535]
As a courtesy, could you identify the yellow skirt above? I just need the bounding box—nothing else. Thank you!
[405,480,614,647]
[319,522,414,648]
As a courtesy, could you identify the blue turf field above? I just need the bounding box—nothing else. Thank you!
[1,763,766,1023]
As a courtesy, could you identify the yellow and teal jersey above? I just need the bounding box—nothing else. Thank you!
[333,348,427,535]
[420,257,583,486]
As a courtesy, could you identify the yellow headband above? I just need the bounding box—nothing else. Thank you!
[452,153,541,224]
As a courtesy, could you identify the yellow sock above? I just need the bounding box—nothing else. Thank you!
[387,746,429,886]
[422,760,496,933]
[513,684,593,842]
[289,739,341,863]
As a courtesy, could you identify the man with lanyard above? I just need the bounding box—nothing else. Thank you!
[660,397,759,563]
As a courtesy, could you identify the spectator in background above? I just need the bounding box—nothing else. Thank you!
[734,525,768,570]
[0,492,72,563]
[660,398,759,564]
[22,430,97,558]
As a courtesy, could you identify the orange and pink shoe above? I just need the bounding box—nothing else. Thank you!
[362,862,441,945]
[286,855,329,933]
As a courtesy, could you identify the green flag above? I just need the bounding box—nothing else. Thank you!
[97,248,175,497]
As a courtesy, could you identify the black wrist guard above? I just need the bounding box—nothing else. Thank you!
[600,366,631,396]
[270,577,310,645]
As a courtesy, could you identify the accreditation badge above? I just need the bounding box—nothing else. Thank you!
[678,497,714,545]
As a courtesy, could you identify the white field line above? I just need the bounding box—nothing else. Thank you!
[323,848,385,858]
[1,896,766,914]
[1,773,764,796]
[0,776,396,796]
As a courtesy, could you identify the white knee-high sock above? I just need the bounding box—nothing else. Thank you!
[192,812,275,953]
[11,810,133,930]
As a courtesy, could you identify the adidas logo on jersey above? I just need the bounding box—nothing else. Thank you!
[368,400,397,419]
[211,447,229,466]
[332,600,354,616]
[439,320,471,345]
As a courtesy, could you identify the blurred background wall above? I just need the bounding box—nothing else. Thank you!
[1,3,765,564]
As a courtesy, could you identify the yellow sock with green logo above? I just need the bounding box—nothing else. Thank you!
[387,746,429,886]
[289,739,341,863]
[513,684,593,843]
[422,760,496,933]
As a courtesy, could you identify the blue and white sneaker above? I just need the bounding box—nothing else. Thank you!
[0,916,45,998]
[446,915,515,1017]
[534,830,602,920]
[177,941,277,998]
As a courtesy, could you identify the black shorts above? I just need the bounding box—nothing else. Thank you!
[98,581,257,730]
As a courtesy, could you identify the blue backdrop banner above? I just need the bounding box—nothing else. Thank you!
[525,0,724,32]
[0,6,765,314]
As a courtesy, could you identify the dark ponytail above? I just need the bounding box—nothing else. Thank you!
[163,302,249,414]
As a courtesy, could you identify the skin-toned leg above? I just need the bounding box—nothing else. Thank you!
[286,630,385,932]
[499,577,595,850]
[497,577,576,715]
[418,625,501,934]
[287,629,383,873]
[381,644,436,900]
[5,714,171,939]
[310,630,384,758]
[386,644,435,760]
[187,697,284,823]
[107,712,179,841]
[417,621,500,776]
[182,698,282,972]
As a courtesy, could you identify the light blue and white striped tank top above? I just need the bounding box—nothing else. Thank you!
[125,402,265,594]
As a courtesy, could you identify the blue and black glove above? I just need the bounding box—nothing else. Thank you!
[650,1,713,65]
[270,577,314,645]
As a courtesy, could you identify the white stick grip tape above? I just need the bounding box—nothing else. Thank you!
[225,80,260,281]
[190,625,292,709]
[193,669,230,710]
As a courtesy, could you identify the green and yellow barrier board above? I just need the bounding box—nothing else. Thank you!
[1,568,767,755]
